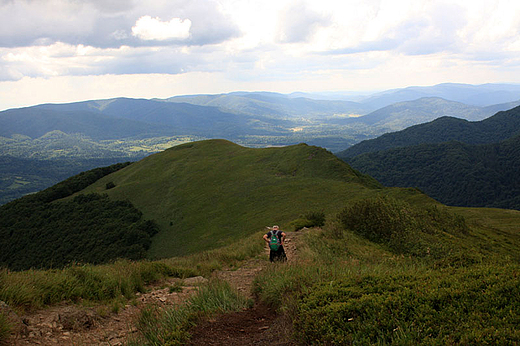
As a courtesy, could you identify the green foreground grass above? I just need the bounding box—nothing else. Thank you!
[127,279,251,345]
[2,196,520,345]
[0,231,264,343]
[253,207,520,345]
[123,198,520,345]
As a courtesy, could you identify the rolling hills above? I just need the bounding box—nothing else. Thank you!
[346,135,520,209]
[0,139,390,269]
[332,97,493,129]
[165,91,373,117]
[1,83,520,207]
[337,104,520,158]
[357,82,520,108]
[2,138,520,345]
[337,105,520,210]
[78,139,385,259]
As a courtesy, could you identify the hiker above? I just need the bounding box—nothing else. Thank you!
[263,225,287,262]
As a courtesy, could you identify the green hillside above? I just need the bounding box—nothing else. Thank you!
[2,139,520,345]
[0,162,161,271]
[346,135,520,210]
[333,97,490,129]
[338,104,520,158]
[80,139,386,259]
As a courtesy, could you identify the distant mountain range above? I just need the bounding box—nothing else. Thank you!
[338,106,520,210]
[164,91,372,117]
[347,83,520,108]
[1,82,520,205]
[337,105,520,158]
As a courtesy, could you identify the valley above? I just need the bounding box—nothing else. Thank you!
[2,83,520,206]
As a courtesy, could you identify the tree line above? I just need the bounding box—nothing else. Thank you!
[0,162,159,271]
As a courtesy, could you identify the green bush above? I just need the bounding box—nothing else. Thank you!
[288,211,326,231]
[337,196,466,257]
[0,193,159,270]
[294,264,520,345]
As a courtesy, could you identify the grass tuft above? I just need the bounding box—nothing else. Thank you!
[128,279,251,345]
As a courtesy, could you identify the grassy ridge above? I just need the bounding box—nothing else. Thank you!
[80,139,386,259]
[253,199,520,344]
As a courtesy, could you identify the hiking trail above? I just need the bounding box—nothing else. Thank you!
[6,230,306,345]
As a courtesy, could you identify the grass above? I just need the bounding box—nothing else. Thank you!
[0,230,265,315]
[78,139,388,259]
[127,279,251,345]
[0,313,9,343]
[2,139,520,344]
[252,201,520,345]
[294,263,520,345]
[1,196,519,345]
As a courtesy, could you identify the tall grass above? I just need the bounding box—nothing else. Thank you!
[0,312,9,343]
[0,260,192,311]
[0,231,265,314]
[128,279,251,345]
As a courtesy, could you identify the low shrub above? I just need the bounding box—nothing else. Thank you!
[294,264,520,345]
[337,196,465,258]
[288,211,326,232]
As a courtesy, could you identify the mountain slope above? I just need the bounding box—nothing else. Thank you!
[337,105,520,158]
[0,155,138,205]
[360,83,520,108]
[6,98,294,139]
[346,134,520,210]
[331,97,506,132]
[78,139,387,259]
[1,139,395,269]
[0,106,176,140]
[165,91,371,118]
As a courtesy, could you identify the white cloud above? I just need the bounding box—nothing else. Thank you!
[276,2,331,43]
[1,0,520,110]
[132,16,192,41]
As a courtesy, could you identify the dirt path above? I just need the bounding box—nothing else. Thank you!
[187,231,304,345]
[5,230,305,345]
[7,277,204,346]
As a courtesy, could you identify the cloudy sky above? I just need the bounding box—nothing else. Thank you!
[1,0,519,110]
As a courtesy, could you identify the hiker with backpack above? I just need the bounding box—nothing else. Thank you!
[263,225,287,262]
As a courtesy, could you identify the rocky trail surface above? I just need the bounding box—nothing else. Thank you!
[5,231,305,345]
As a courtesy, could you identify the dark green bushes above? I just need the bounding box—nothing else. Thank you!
[294,264,520,345]
[0,161,157,270]
[0,193,158,270]
[337,196,468,257]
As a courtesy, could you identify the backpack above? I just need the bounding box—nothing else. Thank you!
[269,230,281,251]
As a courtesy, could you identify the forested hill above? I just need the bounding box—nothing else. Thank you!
[346,134,520,210]
[0,162,161,271]
[337,105,520,158]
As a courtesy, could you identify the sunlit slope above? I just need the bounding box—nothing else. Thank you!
[81,139,390,258]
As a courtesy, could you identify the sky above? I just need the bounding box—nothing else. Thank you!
[1,0,520,110]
